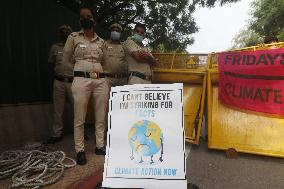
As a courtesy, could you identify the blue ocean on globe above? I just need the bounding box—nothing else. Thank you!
[128,120,164,164]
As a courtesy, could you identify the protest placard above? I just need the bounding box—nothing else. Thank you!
[103,83,187,189]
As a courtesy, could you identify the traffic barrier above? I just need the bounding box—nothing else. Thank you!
[153,53,208,144]
[207,42,284,157]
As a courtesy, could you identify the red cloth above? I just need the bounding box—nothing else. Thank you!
[218,48,284,116]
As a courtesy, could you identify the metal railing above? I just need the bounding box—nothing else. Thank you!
[152,53,208,69]
[208,42,284,68]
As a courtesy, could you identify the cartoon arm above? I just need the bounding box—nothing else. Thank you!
[130,148,134,160]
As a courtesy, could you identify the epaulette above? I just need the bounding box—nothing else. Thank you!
[98,36,104,42]
[55,42,64,46]
[70,32,79,37]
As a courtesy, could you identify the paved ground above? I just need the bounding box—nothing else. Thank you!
[187,139,284,189]
[0,127,105,189]
[2,132,284,189]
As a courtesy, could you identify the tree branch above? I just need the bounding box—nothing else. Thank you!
[122,11,139,28]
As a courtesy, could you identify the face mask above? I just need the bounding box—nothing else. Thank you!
[132,33,144,43]
[80,18,94,29]
[110,31,121,41]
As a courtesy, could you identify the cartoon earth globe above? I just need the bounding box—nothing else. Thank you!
[128,120,164,164]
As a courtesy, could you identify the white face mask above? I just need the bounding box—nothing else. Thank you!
[110,31,121,41]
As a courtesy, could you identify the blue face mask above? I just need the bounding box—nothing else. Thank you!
[110,31,121,41]
[133,34,144,43]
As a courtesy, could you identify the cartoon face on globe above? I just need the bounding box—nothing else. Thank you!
[128,120,164,164]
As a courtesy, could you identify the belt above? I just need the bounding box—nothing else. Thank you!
[130,71,152,81]
[104,73,129,78]
[55,75,73,83]
[74,71,106,79]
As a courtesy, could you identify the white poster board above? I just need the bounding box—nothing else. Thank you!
[103,83,187,189]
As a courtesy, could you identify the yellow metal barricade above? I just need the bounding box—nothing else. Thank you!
[207,42,284,157]
[153,53,208,144]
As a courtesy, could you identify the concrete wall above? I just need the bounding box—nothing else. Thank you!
[0,103,73,147]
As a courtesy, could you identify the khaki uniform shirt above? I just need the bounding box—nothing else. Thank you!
[102,40,127,74]
[123,37,153,77]
[63,31,104,73]
[48,43,73,77]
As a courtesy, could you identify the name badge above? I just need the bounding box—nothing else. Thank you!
[57,51,63,54]
[79,44,87,48]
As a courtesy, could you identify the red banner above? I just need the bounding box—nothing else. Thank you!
[218,48,284,116]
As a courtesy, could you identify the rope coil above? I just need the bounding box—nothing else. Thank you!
[0,150,76,189]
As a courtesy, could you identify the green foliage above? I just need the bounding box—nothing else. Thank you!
[232,0,284,48]
[250,0,284,40]
[232,28,262,49]
[60,0,240,51]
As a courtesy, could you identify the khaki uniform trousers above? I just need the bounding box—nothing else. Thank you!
[105,77,128,88]
[128,76,152,84]
[52,79,73,137]
[72,77,109,153]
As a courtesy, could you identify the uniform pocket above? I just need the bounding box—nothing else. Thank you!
[55,51,63,63]
[74,43,87,58]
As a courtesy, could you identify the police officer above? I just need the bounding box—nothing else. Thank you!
[102,23,128,87]
[47,25,73,144]
[123,23,157,84]
[63,6,108,165]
